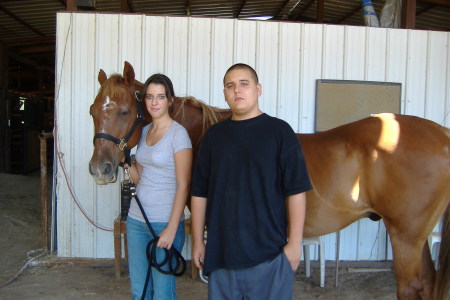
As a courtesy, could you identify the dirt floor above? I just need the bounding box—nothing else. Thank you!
[0,171,438,300]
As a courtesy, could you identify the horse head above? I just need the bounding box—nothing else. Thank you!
[89,61,146,185]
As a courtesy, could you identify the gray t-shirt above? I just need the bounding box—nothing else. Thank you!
[128,121,192,223]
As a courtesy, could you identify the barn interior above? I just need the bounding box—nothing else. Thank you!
[0,2,448,297]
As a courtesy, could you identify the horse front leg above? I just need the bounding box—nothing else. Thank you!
[389,232,435,300]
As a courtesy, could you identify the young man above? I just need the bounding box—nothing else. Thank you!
[191,63,312,300]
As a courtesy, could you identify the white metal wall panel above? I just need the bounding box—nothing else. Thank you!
[447,34,450,128]
[278,22,301,129]
[386,29,408,112]
[234,20,257,67]
[55,13,74,257]
[344,26,366,80]
[322,25,345,79]
[425,32,448,123]
[366,27,388,82]
[93,14,122,258]
[120,14,144,79]
[210,19,235,109]
[405,30,428,117]
[187,18,212,100]
[56,12,450,260]
[71,13,97,257]
[256,22,279,116]
[299,23,323,133]
[166,18,190,95]
[142,16,166,76]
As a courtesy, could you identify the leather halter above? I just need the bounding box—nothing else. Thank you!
[93,90,144,165]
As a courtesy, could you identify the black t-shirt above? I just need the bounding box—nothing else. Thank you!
[191,113,312,274]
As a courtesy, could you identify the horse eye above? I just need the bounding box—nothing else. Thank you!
[120,109,130,116]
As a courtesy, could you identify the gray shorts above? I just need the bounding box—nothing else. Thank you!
[208,251,295,300]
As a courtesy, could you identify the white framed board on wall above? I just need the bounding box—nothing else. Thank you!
[315,80,401,132]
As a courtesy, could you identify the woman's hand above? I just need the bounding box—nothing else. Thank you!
[157,226,177,249]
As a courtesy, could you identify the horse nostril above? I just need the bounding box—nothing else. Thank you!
[88,163,95,175]
[102,162,113,175]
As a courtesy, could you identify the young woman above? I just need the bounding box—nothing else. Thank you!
[126,74,192,300]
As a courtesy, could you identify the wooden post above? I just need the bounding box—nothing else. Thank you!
[0,44,8,172]
[39,132,53,251]
[402,0,416,29]
[66,0,77,11]
[317,0,324,23]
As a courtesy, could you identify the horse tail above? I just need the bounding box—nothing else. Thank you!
[434,203,450,300]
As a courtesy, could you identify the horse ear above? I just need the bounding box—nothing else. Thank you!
[123,61,135,87]
[98,69,107,85]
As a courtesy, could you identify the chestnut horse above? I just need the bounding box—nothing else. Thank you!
[89,62,449,300]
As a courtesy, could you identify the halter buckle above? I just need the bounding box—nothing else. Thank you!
[118,139,128,151]
[135,90,142,102]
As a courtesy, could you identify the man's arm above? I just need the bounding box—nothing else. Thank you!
[284,192,307,270]
[191,195,207,269]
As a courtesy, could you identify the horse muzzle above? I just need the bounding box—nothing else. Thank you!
[89,159,119,185]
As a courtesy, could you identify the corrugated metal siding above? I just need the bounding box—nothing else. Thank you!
[56,12,449,259]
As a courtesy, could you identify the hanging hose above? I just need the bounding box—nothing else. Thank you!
[0,249,48,289]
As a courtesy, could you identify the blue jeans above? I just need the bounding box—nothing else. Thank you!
[126,216,185,300]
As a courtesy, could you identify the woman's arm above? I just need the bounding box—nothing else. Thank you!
[157,148,193,249]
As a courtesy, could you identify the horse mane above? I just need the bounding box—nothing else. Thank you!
[100,73,229,131]
[173,96,229,131]
[98,74,130,100]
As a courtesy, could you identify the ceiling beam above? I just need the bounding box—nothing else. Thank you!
[292,0,315,20]
[185,0,191,16]
[417,3,436,15]
[336,5,362,23]
[0,4,45,37]
[2,36,55,47]
[7,51,54,74]
[19,45,55,54]
[121,0,134,12]
[275,0,302,19]
[420,0,450,6]
[235,0,246,18]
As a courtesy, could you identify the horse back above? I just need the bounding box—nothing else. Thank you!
[298,113,450,237]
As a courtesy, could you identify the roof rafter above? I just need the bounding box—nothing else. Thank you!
[275,0,303,19]
[8,50,54,73]
[0,4,44,36]
[235,0,246,18]
[336,5,362,24]
[421,0,450,7]
[291,0,315,20]
[120,0,134,12]
[185,0,190,15]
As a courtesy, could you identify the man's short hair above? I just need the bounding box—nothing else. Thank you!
[223,63,259,85]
